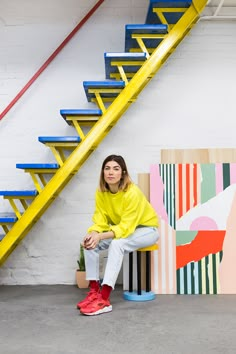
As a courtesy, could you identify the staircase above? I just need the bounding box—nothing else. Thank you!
[0,0,207,265]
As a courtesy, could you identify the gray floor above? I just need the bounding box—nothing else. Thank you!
[0,286,236,354]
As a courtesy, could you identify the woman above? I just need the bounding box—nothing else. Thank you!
[77,154,159,316]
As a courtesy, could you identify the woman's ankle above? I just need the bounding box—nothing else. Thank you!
[101,284,112,300]
[89,280,100,291]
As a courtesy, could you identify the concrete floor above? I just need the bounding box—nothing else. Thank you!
[0,285,236,354]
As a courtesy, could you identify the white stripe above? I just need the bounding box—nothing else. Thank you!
[194,262,199,294]
[180,267,184,294]
[216,252,220,294]
[208,254,214,294]
[187,263,192,294]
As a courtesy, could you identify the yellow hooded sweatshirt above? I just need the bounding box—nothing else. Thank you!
[88,183,159,239]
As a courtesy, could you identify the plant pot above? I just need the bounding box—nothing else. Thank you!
[76,270,89,289]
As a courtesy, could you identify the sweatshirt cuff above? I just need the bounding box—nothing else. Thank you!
[87,226,103,233]
[110,226,122,239]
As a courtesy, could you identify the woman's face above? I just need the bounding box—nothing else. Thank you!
[104,160,122,191]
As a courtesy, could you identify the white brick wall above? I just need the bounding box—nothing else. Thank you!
[0,0,235,284]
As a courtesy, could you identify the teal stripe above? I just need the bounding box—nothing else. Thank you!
[177,269,180,294]
[191,263,195,294]
[212,253,217,294]
[205,256,209,294]
[198,260,202,294]
[184,266,188,294]
[201,164,216,203]
[165,164,169,220]
[223,163,230,190]
[220,250,223,262]
[169,164,173,228]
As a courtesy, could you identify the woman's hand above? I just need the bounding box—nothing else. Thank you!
[83,231,100,250]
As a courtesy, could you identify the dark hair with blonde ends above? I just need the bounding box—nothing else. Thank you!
[99,155,132,192]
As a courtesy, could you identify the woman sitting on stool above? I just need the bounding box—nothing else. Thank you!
[77,154,159,316]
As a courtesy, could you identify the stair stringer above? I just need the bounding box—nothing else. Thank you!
[0,0,207,265]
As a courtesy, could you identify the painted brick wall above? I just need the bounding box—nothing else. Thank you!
[0,0,235,284]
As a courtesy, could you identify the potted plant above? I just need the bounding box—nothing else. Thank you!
[76,244,89,288]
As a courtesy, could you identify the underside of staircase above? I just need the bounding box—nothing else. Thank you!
[0,0,207,265]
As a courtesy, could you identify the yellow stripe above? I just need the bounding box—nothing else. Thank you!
[138,244,158,252]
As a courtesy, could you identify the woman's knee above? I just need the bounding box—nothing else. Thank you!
[109,238,125,252]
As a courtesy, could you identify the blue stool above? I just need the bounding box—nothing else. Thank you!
[123,244,158,301]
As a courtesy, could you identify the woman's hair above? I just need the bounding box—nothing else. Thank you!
[99,154,132,192]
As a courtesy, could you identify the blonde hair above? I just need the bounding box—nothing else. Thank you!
[99,155,132,192]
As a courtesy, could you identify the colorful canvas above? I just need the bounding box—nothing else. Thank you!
[150,163,236,294]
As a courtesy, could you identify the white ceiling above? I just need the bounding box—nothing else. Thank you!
[202,0,236,19]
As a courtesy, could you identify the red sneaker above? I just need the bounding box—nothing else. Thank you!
[80,294,112,316]
[76,289,99,310]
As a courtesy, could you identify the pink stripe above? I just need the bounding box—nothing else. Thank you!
[158,225,163,294]
[215,163,223,195]
[165,222,170,294]
[197,164,201,204]
[230,163,236,184]
[150,164,168,222]
[219,192,236,293]
[172,228,177,293]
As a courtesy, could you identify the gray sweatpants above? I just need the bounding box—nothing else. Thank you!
[84,226,159,289]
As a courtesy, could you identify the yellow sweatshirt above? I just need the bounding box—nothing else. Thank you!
[88,183,159,239]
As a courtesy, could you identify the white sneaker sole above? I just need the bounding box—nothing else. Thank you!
[81,305,112,316]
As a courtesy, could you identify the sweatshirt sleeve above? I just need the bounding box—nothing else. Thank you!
[110,186,147,238]
[87,190,110,233]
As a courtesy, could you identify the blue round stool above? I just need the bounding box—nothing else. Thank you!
[123,244,158,302]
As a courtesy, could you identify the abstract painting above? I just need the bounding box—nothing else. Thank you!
[150,163,236,294]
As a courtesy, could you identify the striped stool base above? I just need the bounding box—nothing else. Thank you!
[123,290,156,302]
[123,244,158,302]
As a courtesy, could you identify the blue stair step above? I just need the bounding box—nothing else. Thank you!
[104,52,147,80]
[0,190,38,197]
[16,163,59,170]
[145,0,192,25]
[125,24,168,52]
[83,81,125,102]
[0,213,18,223]
[38,136,81,144]
[60,109,102,126]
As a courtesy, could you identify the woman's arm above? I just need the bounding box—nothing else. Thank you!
[83,230,115,250]
[87,191,110,234]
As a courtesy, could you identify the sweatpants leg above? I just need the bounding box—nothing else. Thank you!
[84,239,112,281]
